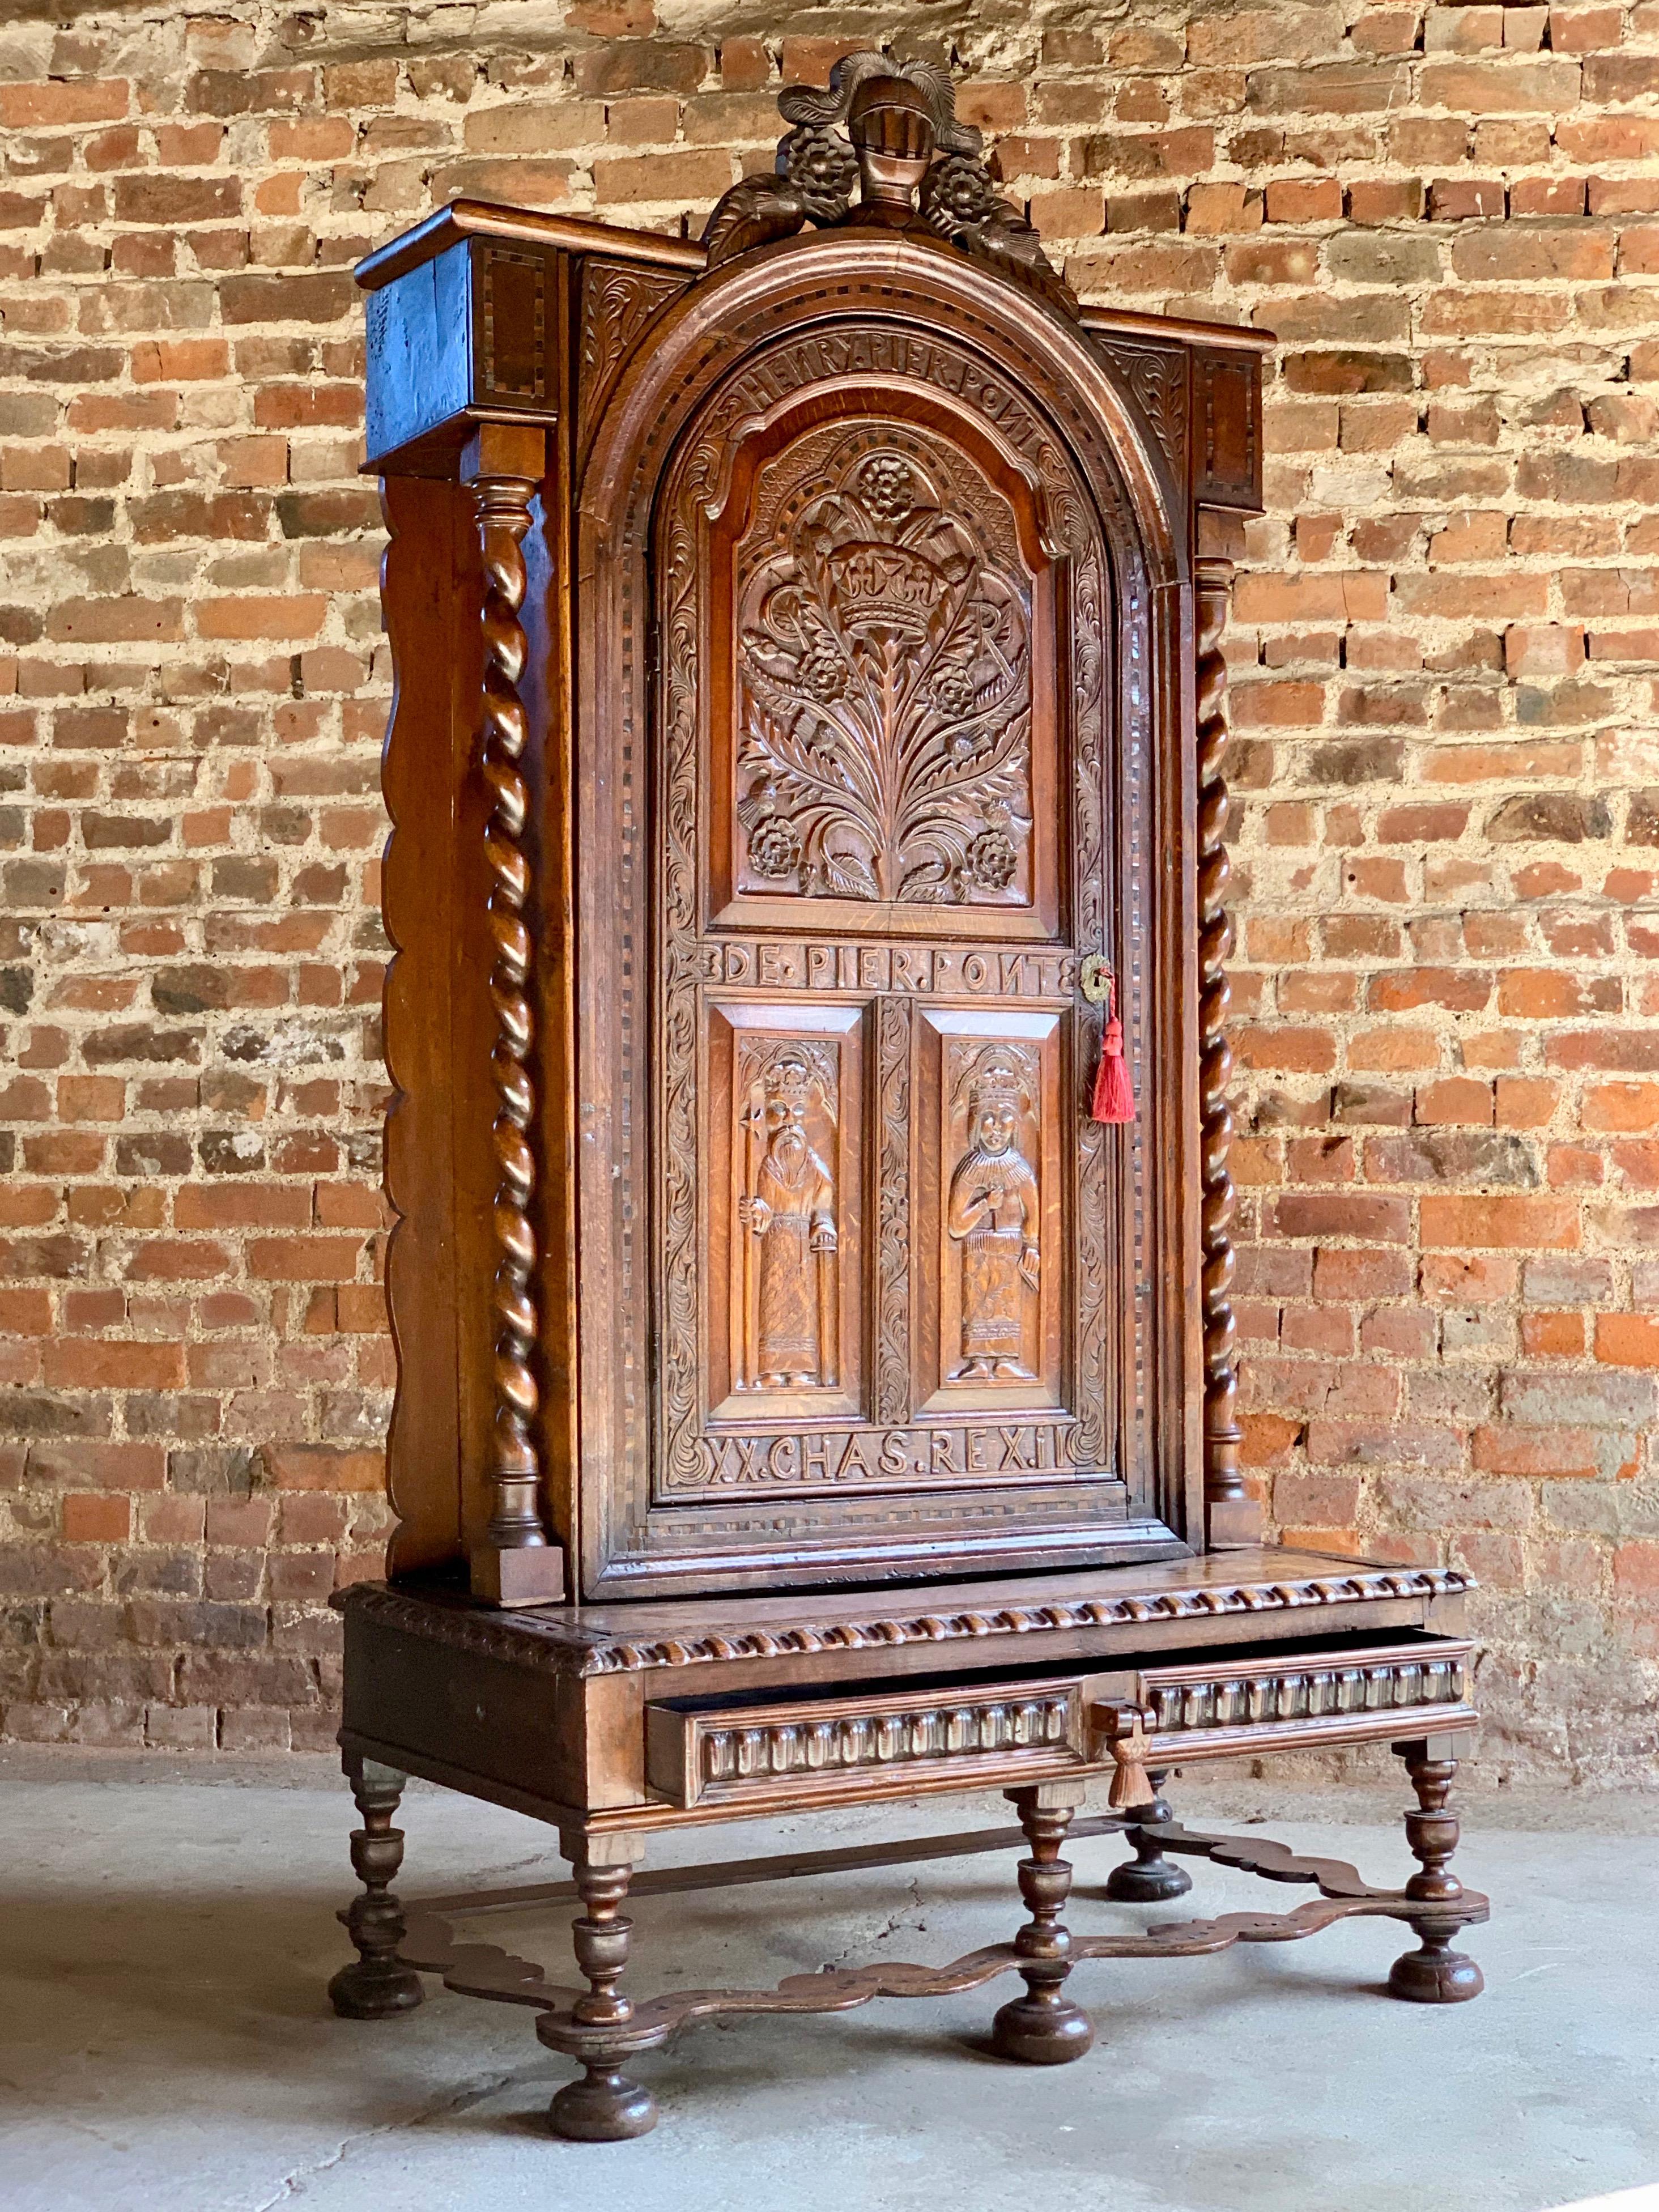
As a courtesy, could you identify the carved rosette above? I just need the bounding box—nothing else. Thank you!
[465,429,563,1603]
[1195,558,1244,1522]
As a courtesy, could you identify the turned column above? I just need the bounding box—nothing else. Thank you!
[992,1781,1094,2065]
[328,1757,425,2019]
[544,1836,657,2140]
[1388,1738,1484,2002]
[464,422,565,1609]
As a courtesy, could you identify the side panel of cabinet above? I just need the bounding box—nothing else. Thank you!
[381,474,477,1571]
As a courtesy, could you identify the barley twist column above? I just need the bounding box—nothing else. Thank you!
[1196,554,1249,1545]
[465,423,565,1607]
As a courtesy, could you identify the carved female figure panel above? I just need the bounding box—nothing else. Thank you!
[947,1050,1039,1381]
[739,1046,839,1390]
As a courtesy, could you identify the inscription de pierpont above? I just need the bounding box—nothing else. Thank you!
[690,1420,1084,1488]
[699,941,1076,997]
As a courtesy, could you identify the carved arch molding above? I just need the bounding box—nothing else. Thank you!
[576,265,1186,1592]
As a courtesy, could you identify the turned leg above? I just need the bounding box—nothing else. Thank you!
[546,1838,657,2141]
[328,1756,425,2019]
[992,1781,1094,2065]
[1105,1768,1193,1903]
[1387,1737,1483,2004]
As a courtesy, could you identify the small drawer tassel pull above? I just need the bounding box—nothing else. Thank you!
[1090,969,1135,1126]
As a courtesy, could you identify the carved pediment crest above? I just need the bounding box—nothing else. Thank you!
[701,51,1077,318]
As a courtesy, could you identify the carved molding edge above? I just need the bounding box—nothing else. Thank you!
[335,1564,1475,1679]
[1195,556,1244,1532]
[463,427,565,1606]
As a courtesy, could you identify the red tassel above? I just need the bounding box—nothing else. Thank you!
[1090,973,1135,1126]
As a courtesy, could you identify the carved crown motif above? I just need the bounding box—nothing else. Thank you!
[968,1057,1028,1117]
[701,52,1078,317]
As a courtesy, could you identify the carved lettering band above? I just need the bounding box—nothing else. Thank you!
[684,1418,1084,1490]
[697,941,1076,997]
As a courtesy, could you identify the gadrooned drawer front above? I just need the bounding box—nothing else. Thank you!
[646,1674,1090,1811]
[1114,1636,1477,1764]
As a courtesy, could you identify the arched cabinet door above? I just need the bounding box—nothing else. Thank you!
[575,234,1197,1598]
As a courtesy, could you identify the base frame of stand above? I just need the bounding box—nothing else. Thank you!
[386,1815,1487,2138]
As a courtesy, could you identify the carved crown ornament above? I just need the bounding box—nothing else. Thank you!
[701,53,1079,318]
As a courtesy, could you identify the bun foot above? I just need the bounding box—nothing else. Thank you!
[1104,1856,1192,1903]
[991,1993,1095,2066]
[328,1958,425,2019]
[1388,1936,1484,2005]
[550,2067,658,2141]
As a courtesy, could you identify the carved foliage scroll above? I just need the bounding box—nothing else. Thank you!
[660,508,703,1488]
[577,259,690,456]
[874,996,913,1427]
[1095,341,1188,487]
[736,433,1033,907]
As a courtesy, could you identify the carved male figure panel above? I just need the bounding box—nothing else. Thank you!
[946,1054,1039,1381]
[739,1050,839,1389]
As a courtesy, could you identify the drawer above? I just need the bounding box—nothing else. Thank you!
[647,1674,1092,1812]
[1091,1635,1476,1798]
[645,1633,1477,1815]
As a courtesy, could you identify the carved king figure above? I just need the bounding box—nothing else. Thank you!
[947,1060,1039,1381]
[741,1054,838,1388]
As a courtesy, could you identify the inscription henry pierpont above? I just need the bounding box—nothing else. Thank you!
[737,1049,839,1390]
[736,435,1033,907]
[947,1053,1039,1381]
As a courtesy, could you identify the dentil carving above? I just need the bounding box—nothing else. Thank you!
[947,1049,1039,1382]
[737,439,1032,906]
[737,1045,839,1390]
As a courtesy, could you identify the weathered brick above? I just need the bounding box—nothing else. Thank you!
[0,3,1643,1780]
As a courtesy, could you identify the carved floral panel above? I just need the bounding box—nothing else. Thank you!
[731,424,1037,911]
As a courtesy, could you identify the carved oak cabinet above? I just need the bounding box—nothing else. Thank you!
[331,57,1487,2142]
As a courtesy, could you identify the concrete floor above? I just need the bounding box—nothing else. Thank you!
[2,1754,1657,2212]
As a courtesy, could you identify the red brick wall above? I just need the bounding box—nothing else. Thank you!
[2,3,1655,1775]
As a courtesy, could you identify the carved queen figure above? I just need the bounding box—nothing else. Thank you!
[739,1052,839,1389]
[947,1056,1039,1381]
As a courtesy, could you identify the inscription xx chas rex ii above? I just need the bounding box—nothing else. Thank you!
[691,1419,1086,1489]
